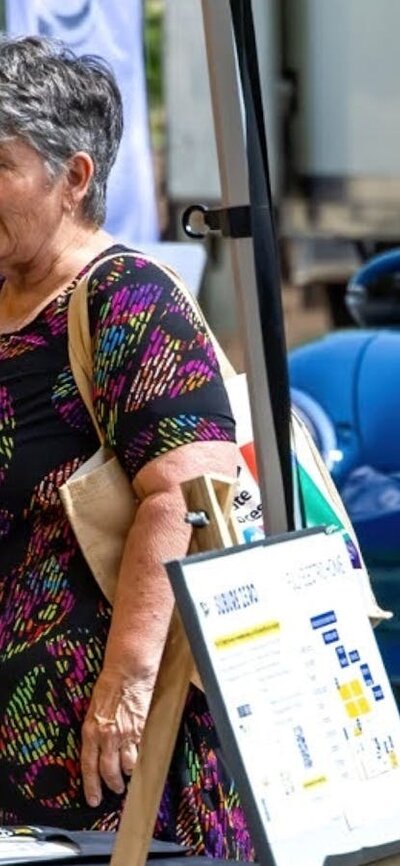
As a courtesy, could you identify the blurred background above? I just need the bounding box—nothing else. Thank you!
[142,0,400,366]
[7,0,400,365]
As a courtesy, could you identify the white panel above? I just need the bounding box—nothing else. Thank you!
[165,0,281,200]
[286,0,400,176]
[165,0,220,200]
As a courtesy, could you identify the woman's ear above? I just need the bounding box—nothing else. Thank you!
[64,151,94,212]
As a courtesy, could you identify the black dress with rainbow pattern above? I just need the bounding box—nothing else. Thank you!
[0,247,254,859]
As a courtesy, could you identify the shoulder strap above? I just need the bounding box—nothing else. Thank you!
[67,250,237,443]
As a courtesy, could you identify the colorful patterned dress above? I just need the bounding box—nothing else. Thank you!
[0,246,254,859]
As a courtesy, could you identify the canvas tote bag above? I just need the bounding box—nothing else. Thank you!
[59,250,245,605]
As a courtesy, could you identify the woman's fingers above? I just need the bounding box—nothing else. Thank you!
[120,740,138,776]
[81,672,152,806]
[98,733,125,794]
[81,725,102,808]
[81,718,138,806]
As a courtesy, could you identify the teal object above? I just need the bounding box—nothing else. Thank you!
[290,330,400,686]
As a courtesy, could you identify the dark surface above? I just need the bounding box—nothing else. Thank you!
[0,829,188,866]
[324,834,400,866]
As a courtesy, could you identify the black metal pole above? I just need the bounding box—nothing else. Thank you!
[201,0,294,533]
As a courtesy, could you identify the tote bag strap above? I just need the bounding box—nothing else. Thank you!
[68,250,237,441]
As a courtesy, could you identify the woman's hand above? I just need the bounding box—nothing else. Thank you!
[81,669,156,807]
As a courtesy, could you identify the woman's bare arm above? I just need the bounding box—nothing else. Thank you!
[81,439,238,807]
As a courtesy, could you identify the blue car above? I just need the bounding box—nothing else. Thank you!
[289,249,400,692]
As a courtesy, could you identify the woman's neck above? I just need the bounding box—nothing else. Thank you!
[1,223,115,301]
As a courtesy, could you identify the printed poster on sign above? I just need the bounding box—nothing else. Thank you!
[168,529,400,866]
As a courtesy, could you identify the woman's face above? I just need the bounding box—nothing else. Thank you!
[0,137,67,271]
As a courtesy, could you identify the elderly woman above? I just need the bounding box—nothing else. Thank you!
[0,35,253,859]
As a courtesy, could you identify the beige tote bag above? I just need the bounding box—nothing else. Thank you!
[59,250,237,604]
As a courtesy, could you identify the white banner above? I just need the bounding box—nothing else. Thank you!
[5,0,159,243]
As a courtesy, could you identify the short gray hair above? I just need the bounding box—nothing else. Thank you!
[0,36,124,225]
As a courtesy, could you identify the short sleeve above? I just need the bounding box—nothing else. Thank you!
[87,250,236,480]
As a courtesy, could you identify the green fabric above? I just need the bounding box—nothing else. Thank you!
[297,462,344,532]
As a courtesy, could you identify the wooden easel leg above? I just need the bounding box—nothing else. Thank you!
[110,474,237,866]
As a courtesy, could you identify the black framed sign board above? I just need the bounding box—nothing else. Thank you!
[167,529,400,866]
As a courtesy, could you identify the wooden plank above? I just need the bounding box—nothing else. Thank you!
[110,474,237,866]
